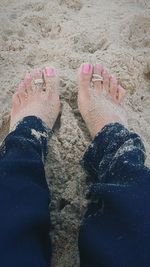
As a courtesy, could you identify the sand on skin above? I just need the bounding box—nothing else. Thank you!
[0,0,150,266]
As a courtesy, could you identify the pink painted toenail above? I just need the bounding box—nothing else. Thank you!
[45,67,56,77]
[25,73,32,80]
[34,68,41,74]
[110,75,115,80]
[82,63,92,74]
[19,81,25,88]
[96,63,103,71]
[102,69,107,75]
[35,68,41,73]
[118,85,122,90]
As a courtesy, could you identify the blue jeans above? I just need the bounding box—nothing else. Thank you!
[0,116,149,267]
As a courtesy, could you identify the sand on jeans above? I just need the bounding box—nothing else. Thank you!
[0,0,150,266]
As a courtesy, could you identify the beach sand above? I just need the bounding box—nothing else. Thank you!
[0,0,150,266]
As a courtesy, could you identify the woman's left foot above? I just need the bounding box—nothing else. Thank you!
[78,63,127,138]
[10,67,61,131]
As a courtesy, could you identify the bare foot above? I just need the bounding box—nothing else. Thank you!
[10,67,60,131]
[78,63,127,138]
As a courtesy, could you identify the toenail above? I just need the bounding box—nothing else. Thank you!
[25,73,32,80]
[118,85,123,91]
[19,82,25,89]
[82,63,93,74]
[20,81,25,86]
[96,63,103,71]
[110,75,116,80]
[34,68,42,75]
[45,67,56,77]
[102,69,107,75]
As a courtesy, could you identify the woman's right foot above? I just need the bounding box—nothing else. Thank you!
[10,67,60,131]
[78,63,127,138]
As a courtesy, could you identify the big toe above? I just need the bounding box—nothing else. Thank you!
[78,63,93,96]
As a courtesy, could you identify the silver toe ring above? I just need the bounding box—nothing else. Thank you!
[92,74,103,82]
[34,78,43,85]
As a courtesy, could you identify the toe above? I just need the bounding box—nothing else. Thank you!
[43,67,58,95]
[24,73,32,95]
[92,64,103,93]
[12,92,20,107]
[101,67,109,93]
[109,75,118,101]
[78,63,93,94]
[116,85,126,104]
[43,67,57,86]
[17,82,28,103]
[43,67,56,78]
[32,68,43,79]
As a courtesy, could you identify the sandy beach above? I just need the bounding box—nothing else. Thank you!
[0,0,150,266]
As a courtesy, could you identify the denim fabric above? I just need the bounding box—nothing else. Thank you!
[79,123,150,267]
[0,118,149,267]
[0,116,52,267]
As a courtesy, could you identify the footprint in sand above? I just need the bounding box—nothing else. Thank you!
[58,0,83,11]
[24,2,45,12]
[23,14,61,39]
[121,15,150,49]
[144,60,150,80]
[73,32,109,53]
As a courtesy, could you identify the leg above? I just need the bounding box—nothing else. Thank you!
[78,63,150,267]
[0,68,60,267]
